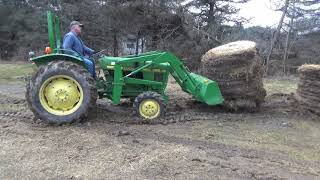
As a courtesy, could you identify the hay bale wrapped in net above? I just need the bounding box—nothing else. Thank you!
[199,41,266,111]
[296,64,320,115]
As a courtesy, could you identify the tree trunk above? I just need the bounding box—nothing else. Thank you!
[265,0,290,74]
[206,2,216,32]
[141,37,145,53]
[135,31,141,55]
[151,34,158,50]
[112,31,118,57]
[282,16,294,76]
[208,2,215,27]
[282,29,290,75]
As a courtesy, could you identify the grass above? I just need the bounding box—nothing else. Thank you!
[0,63,36,79]
[196,118,320,162]
[0,63,36,84]
[263,76,298,95]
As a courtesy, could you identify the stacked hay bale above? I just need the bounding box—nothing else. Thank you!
[200,41,266,111]
[296,64,320,115]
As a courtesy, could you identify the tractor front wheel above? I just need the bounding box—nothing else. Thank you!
[133,91,166,120]
[26,61,97,124]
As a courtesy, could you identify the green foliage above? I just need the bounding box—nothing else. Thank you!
[0,2,47,59]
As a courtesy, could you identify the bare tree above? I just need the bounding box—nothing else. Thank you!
[265,0,290,74]
[267,0,320,75]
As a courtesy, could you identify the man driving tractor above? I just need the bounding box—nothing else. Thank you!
[63,21,96,78]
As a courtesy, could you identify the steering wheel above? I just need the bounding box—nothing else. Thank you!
[90,49,107,60]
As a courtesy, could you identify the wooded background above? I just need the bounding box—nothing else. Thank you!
[0,0,319,74]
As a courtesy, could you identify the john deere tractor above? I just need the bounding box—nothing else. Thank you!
[26,11,224,124]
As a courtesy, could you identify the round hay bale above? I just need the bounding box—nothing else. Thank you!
[296,64,320,116]
[298,64,320,74]
[199,41,266,111]
[201,41,257,62]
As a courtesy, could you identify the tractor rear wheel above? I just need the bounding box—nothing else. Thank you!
[26,61,97,124]
[133,91,166,120]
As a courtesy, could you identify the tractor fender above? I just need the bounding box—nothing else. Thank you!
[30,53,86,67]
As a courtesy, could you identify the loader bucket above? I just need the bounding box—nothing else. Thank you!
[189,73,224,105]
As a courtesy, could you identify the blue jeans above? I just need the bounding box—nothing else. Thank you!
[83,58,96,78]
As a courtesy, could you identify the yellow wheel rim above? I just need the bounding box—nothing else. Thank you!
[139,99,161,119]
[39,75,83,116]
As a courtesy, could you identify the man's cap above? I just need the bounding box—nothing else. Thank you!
[70,21,83,28]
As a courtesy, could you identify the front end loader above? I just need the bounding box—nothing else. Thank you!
[26,11,224,124]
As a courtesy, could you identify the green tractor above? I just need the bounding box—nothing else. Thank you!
[26,11,224,124]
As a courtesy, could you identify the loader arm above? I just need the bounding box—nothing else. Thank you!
[109,51,224,105]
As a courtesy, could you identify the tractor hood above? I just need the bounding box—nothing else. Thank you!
[98,55,170,70]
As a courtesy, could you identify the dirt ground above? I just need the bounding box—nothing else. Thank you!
[0,69,319,179]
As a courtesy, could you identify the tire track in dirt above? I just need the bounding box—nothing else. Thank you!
[95,97,226,125]
[0,92,226,126]
[0,93,34,121]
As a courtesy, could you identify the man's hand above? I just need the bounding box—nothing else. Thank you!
[83,45,94,56]
[90,49,107,59]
